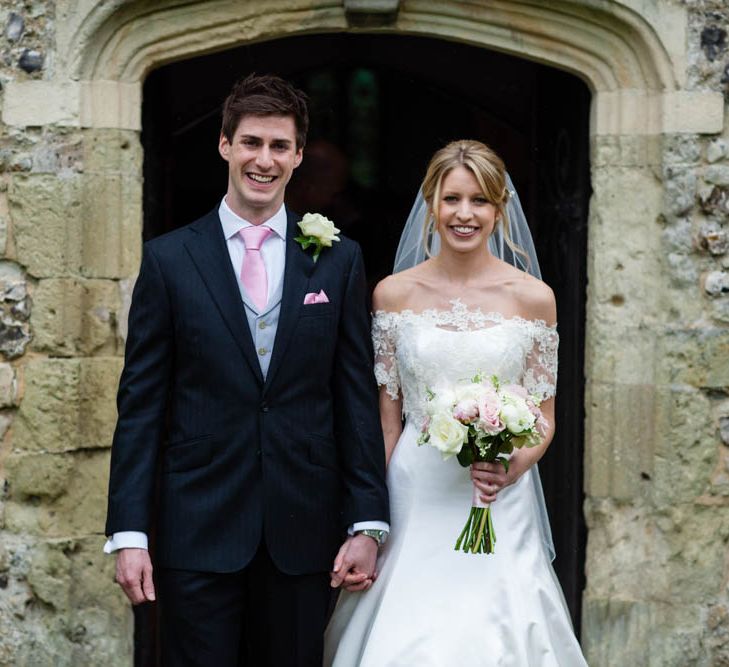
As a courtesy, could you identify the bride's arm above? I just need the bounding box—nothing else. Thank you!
[473,278,558,502]
[372,275,406,467]
[380,388,403,467]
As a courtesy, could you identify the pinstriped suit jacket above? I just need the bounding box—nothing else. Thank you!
[105,207,389,574]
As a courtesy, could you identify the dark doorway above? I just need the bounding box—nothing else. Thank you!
[139,32,589,663]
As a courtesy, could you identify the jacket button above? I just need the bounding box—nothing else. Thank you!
[256,449,262,457]
[260,402,268,412]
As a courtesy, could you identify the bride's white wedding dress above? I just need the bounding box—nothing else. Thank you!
[324,300,587,666]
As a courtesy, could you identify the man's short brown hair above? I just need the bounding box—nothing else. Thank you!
[221,73,309,149]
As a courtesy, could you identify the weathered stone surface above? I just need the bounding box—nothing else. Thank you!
[18,49,44,73]
[31,278,122,356]
[80,173,142,279]
[700,185,729,217]
[664,166,697,217]
[705,271,729,296]
[651,385,716,506]
[5,452,73,501]
[658,328,729,388]
[9,174,83,278]
[0,362,17,407]
[707,138,729,163]
[707,165,729,187]
[584,381,656,500]
[583,597,711,666]
[5,13,24,43]
[700,221,729,255]
[13,357,121,454]
[0,534,132,666]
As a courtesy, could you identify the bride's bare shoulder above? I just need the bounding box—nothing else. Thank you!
[372,264,432,312]
[508,270,556,326]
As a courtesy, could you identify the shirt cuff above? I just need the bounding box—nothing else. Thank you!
[349,521,390,536]
[103,531,149,553]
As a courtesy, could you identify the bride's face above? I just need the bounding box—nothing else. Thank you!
[436,166,499,255]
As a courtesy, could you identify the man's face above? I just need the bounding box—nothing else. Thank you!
[219,114,303,223]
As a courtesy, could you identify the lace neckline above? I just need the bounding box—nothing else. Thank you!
[373,298,556,330]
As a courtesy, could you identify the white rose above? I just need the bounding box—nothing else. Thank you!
[298,213,341,247]
[428,412,468,459]
[427,386,456,417]
[454,382,485,404]
[499,393,536,434]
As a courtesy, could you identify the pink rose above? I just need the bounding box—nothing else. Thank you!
[477,387,504,435]
[453,399,479,424]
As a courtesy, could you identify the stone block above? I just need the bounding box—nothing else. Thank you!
[78,357,122,449]
[13,357,121,454]
[27,540,73,612]
[80,173,142,279]
[585,323,658,386]
[658,327,729,388]
[31,278,122,356]
[82,129,142,177]
[591,134,661,168]
[14,359,81,454]
[589,166,663,322]
[706,165,729,187]
[5,452,73,501]
[663,90,725,135]
[651,385,716,505]
[36,450,111,537]
[584,381,655,500]
[0,362,18,407]
[582,597,710,666]
[9,174,83,278]
[1,80,80,127]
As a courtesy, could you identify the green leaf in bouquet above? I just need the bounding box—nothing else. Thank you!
[425,387,435,401]
[498,440,514,455]
[457,445,474,467]
[497,456,510,474]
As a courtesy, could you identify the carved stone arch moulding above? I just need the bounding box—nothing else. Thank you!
[62,0,722,136]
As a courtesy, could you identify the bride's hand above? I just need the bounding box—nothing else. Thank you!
[470,459,517,503]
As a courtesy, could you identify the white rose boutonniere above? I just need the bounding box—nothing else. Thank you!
[295,213,341,262]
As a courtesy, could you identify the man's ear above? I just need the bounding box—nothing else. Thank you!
[293,147,303,170]
[218,132,230,161]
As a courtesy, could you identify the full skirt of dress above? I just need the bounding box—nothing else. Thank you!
[324,420,587,667]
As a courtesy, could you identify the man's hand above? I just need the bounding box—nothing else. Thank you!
[115,548,155,605]
[330,535,378,592]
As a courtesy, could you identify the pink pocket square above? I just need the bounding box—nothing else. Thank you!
[303,290,330,305]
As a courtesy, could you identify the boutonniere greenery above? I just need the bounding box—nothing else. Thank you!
[295,213,341,262]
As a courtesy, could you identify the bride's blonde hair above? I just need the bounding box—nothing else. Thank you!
[420,140,525,261]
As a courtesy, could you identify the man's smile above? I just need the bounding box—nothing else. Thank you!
[247,172,276,184]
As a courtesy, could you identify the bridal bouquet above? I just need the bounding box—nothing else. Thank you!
[418,374,544,554]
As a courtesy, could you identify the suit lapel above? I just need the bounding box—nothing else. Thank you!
[264,209,314,392]
[184,210,264,385]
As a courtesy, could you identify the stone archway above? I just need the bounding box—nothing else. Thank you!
[3,1,726,664]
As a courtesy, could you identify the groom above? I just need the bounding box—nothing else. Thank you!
[104,74,389,665]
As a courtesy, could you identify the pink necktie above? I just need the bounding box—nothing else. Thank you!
[239,225,273,311]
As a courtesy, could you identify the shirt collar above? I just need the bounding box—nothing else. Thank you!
[218,197,288,241]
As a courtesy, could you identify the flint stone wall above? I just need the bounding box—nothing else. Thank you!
[0,1,727,665]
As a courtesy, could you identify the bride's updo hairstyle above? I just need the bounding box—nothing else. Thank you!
[420,139,524,260]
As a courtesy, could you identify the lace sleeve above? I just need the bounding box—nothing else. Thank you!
[372,311,401,401]
[523,324,559,401]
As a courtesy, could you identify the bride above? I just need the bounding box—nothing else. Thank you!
[324,140,587,666]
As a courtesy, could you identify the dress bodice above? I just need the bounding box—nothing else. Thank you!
[372,299,558,423]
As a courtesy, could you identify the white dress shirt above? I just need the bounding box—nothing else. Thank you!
[104,197,387,554]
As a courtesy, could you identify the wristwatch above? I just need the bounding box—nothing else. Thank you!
[354,528,388,547]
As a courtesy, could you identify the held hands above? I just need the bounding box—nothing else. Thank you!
[330,534,378,592]
[115,548,156,605]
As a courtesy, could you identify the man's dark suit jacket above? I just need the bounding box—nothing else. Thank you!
[105,207,389,574]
